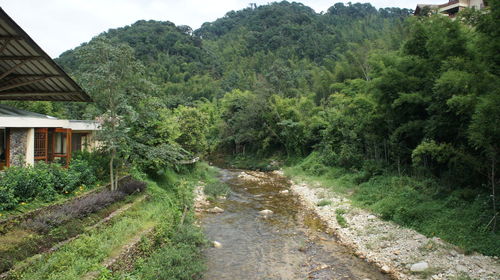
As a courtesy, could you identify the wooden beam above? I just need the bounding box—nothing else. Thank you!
[0,35,23,40]
[6,74,62,80]
[0,91,80,97]
[0,60,29,80]
[0,56,42,61]
[0,76,54,91]
[0,39,11,55]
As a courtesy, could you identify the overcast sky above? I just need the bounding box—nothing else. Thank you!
[1,0,445,58]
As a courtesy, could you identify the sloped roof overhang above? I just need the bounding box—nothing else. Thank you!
[0,8,91,102]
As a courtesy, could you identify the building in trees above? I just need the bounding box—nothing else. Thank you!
[0,8,97,169]
[415,0,488,17]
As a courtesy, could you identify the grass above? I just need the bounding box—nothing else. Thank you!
[6,190,155,279]
[316,199,332,207]
[335,208,349,228]
[284,153,500,257]
[0,193,134,274]
[122,223,206,280]
[5,163,214,280]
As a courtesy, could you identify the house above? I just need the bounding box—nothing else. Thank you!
[415,0,488,17]
[0,105,99,169]
[0,8,97,169]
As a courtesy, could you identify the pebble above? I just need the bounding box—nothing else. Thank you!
[213,241,222,248]
[381,265,391,273]
[279,189,289,194]
[259,209,273,216]
[207,207,224,213]
[410,262,429,272]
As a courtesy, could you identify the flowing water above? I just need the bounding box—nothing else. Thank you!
[200,169,390,280]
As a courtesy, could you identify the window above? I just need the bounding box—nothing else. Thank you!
[54,131,68,155]
[34,128,48,162]
[52,128,72,167]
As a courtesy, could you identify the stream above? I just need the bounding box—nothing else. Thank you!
[199,169,390,280]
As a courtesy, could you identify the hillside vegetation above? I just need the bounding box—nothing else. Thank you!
[8,1,499,256]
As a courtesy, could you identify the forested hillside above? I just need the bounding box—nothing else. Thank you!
[9,1,498,255]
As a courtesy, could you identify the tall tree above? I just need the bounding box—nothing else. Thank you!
[75,37,144,190]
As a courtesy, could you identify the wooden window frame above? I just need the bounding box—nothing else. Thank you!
[34,128,49,162]
[51,128,72,168]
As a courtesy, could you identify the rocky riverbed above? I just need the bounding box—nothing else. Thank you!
[195,169,391,280]
[282,170,500,280]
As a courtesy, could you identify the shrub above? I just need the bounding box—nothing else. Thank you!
[0,156,103,211]
[119,178,147,195]
[72,151,109,181]
[69,158,98,187]
[0,185,17,211]
[23,189,126,233]
[0,164,56,202]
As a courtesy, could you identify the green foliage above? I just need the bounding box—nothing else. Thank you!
[286,155,500,256]
[0,185,17,211]
[38,0,499,255]
[0,160,100,211]
[335,208,349,228]
[133,224,205,280]
[316,199,332,207]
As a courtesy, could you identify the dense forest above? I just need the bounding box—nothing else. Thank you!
[7,1,499,255]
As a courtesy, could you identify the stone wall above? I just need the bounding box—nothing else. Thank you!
[9,128,29,166]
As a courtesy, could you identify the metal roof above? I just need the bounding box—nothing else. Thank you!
[0,104,99,129]
[0,104,57,118]
[0,8,91,102]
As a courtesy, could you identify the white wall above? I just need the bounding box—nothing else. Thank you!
[25,128,34,166]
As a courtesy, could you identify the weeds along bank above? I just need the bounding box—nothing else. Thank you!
[284,152,499,258]
[2,163,215,280]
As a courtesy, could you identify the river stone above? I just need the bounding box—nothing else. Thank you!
[279,190,289,194]
[259,209,273,215]
[207,207,224,213]
[213,241,222,248]
[410,262,429,272]
[381,265,391,273]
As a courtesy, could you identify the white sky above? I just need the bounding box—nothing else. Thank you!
[1,0,445,58]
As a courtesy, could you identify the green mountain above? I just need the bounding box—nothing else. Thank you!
[42,1,500,256]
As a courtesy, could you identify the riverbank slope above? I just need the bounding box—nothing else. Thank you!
[282,170,500,279]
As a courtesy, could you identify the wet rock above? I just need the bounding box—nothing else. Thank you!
[279,189,289,194]
[318,263,329,270]
[259,209,273,216]
[381,265,391,273]
[213,241,222,248]
[410,262,429,272]
[207,207,224,213]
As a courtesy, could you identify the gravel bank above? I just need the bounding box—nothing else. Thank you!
[280,171,500,280]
